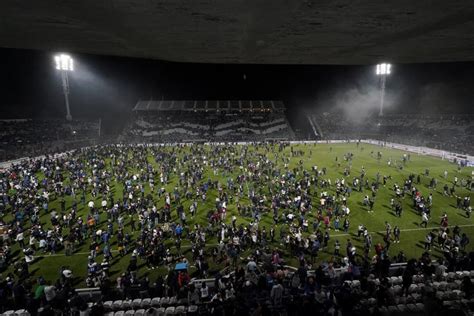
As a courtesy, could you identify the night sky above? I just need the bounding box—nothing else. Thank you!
[0,48,473,121]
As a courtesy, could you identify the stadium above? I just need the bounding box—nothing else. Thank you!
[0,2,474,316]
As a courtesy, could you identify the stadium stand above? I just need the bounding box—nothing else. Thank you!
[0,119,101,161]
[3,254,474,315]
[312,112,474,155]
[121,100,294,142]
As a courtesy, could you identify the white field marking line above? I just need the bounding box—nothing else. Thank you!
[31,224,474,258]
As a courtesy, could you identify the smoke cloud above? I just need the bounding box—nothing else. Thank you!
[314,81,399,123]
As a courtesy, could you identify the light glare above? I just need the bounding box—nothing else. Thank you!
[376,63,391,75]
[54,54,73,71]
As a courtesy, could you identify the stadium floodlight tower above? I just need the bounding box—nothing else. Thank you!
[54,54,74,121]
[376,63,391,117]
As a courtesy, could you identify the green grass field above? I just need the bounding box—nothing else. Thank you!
[2,143,473,286]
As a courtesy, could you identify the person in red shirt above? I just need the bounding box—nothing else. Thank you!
[178,271,190,288]
[374,243,383,256]
[324,216,330,230]
[440,213,449,228]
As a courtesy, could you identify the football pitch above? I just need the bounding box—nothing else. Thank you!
[2,142,473,286]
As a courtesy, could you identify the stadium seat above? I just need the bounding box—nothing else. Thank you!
[393,285,402,295]
[435,291,445,300]
[388,306,398,313]
[389,276,397,284]
[125,310,135,316]
[447,272,456,281]
[413,274,424,284]
[408,284,418,294]
[439,281,448,291]
[187,305,198,314]
[448,281,459,290]
[79,308,91,316]
[169,297,177,306]
[104,301,114,311]
[134,309,145,316]
[397,304,407,313]
[151,297,161,307]
[160,297,170,306]
[452,290,463,299]
[114,311,125,316]
[177,298,188,306]
[417,283,425,292]
[411,293,421,302]
[141,298,151,308]
[406,303,416,312]
[113,300,124,310]
[378,306,388,314]
[132,299,142,309]
[164,307,175,315]
[406,295,415,304]
[123,300,132,310]
[415,303,424,311]
[443,300,453,307]
[14,311,29,316]
[174,306,185,315]
[393,276,403,285]
[3,311,15,316]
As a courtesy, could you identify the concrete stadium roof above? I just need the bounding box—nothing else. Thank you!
[1,1,474,64]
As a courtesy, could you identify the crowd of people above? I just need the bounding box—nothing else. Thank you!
[0,119,100,161]
[0,142,472,315]
[314,113,474,155]
[122,112,293,143]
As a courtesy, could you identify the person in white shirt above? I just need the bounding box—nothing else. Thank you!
[247,258,257,272]
[200,282,209,301]
[44,283,57,302]
[16,231,25,248]
[270,280,284,307]
[420,212,429,228]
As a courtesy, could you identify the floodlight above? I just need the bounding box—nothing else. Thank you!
[375,63,392,117]
[54,54,73,71]
[54,53,74,120]
[376,63,391,76]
